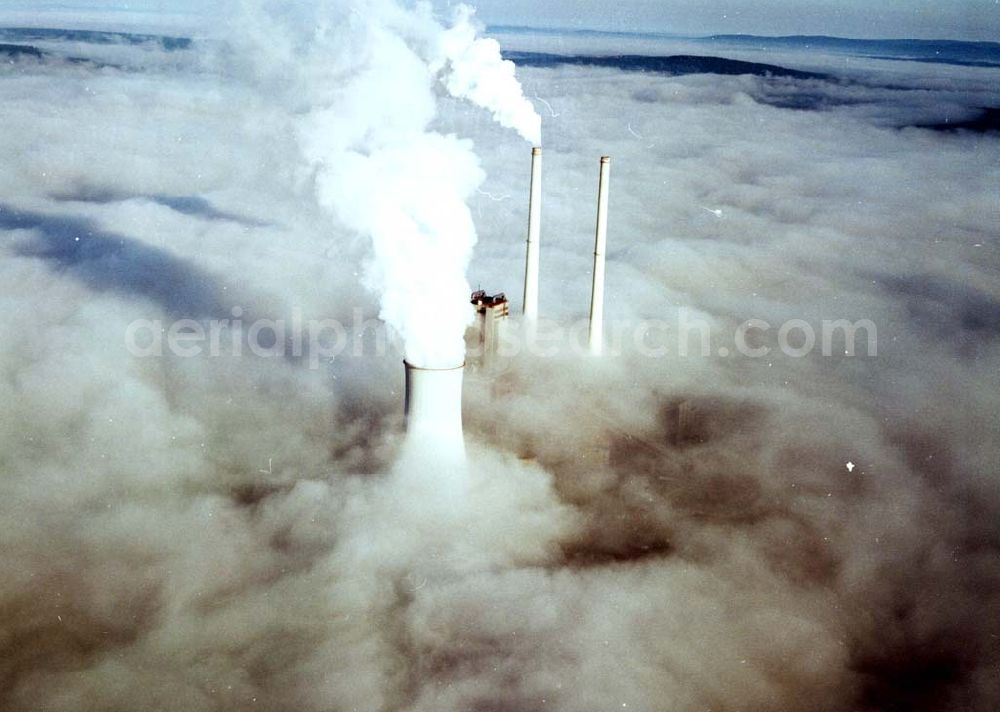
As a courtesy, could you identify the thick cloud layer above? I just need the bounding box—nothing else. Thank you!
[1,14,999,712]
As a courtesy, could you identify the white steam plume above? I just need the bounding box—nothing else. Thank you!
[432,5,543,145]
[234,1,540,368]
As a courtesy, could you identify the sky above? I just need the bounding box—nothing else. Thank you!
[1,0,999,40]
[462,0,1000,41]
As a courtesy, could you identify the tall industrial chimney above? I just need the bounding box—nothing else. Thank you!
[522,146,542,321]
[403,360,466,462]
[588,156,610,356]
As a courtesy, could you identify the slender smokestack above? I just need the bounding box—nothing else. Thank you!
[522,146,542,321]
[588,156,610,356]
[403,360,466,462]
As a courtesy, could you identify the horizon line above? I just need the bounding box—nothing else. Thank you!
[0,20,997,48]
[485,24,1000,47]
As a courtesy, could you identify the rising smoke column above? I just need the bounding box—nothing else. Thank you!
[431,5,542,145]
[237,0,540,368]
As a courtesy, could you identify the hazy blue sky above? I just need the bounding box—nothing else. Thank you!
[1,0,998,40]
[462,0,999,40]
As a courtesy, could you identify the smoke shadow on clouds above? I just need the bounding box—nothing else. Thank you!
[1,203,233,320]
[50,188,273,228]
[871,272,1000,354]
[2,204,389,375]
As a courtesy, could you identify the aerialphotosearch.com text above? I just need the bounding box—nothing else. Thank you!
[125,307,878,369]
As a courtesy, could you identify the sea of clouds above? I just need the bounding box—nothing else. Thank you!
[0,3,998,711]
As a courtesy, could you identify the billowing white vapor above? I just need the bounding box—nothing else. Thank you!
[433,6,543,145]
[233,1,540,369]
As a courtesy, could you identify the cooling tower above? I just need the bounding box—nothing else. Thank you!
[522,146,542,321]
[403,360,466,461]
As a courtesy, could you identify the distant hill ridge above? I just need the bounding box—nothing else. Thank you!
[0,27,190,50]
[502,52,828,80]
[704,34,1000,67]
[705,34,1000,50]
[489,27,1000,68]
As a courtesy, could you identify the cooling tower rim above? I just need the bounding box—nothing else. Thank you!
[403,359,466,372]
